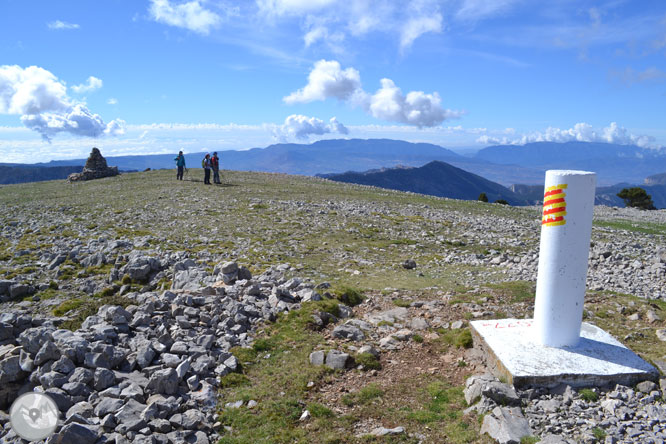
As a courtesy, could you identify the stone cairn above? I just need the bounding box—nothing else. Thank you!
[67,148,119,182]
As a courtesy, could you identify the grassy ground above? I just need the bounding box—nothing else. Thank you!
[0,169,664,443]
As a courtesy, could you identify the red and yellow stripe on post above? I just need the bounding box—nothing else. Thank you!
[542,184,567,227]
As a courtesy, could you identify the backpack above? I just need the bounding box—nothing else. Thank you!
[201,158,205,168]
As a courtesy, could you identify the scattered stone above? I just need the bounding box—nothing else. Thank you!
[402,259,416,269]
[325,350,353,370]
[480,406,532,444]
[370,426,405,436]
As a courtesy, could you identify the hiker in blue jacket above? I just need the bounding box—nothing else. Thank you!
[174,151,186,180]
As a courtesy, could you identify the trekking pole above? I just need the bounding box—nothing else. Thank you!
[184,167,189,181]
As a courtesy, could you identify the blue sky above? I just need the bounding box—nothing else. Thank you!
[1,0,665,162]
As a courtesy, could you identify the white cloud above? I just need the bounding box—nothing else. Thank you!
[285,60,461,128]
[400,14,442,51]
[612,66,666,85]
[47,20,80,30]
[273,114,348,140]
[71,76,103,94]
[257,0,441,51]
[257,0,337,16]
[107,98,118,105]
[476,122,656,148]
[149,0,221,35]
[284,60,362,104]
[455,0,521,21]
[0,65,124,141]
[367,78,461,127]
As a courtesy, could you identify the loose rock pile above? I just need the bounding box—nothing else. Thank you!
[67,148,119,182]
[0,261,312,443]
[465,374,666,444]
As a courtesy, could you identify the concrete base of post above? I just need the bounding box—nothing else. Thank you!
[470,319,658,388]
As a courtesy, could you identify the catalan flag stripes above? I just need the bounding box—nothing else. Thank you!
[542,183,567,227]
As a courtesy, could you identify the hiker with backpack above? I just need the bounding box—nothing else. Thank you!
[174,151,186,180]
[202,153,212,185]
[211,152,221,184]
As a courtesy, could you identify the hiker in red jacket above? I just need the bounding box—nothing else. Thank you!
[211,152,221,184]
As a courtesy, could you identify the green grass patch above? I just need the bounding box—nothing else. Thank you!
[307,403,335,418]
[402,381,478,443]
[220,373,250,389]
[520,437,540,444]
[594,219,666,236]
[57,294,133,330]
[342,383,384,407]
[392,299,412,308]
[355,352,381,370]
[579,388,598,402]
[334,286,364,306]
[487,281,535,304]
[438,328,473,349]
[591,427,606,440]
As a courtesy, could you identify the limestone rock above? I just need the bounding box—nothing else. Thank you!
[480,406,532,444]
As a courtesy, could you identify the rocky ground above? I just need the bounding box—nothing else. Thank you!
[0,170,664,443]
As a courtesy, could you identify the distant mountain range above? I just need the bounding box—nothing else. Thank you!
[510,183,666,209]
[3,139,666,209]
[474,141,666,186]
[0,165,82,185]
[321,161,528,205]
[8,139,543,186]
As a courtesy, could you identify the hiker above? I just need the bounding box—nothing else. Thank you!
[202,153,212,185]
[174,151,186,180]
[211,152,221,184]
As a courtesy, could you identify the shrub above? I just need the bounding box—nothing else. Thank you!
[592,427,606,440]
[478,192,488,202]
[121,274,132,285]
[617,187,656,210]
[494,199,509,205]
[579,388,598,402]
[307,403,334,418]
[356,352,381,370]
[334,286,363,307]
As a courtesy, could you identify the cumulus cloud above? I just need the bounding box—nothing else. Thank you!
[284,59,461,128]
[367,78,461,127]
[107,98,118,105]
[0,65,124,141]
[283,60,362,104]
[273,114,348,140]
[149,0,221,35]
[476,122,656,148]
[71,76,103,94]
[47,20,80,30]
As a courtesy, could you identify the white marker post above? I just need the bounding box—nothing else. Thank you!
[533,170,597,347]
